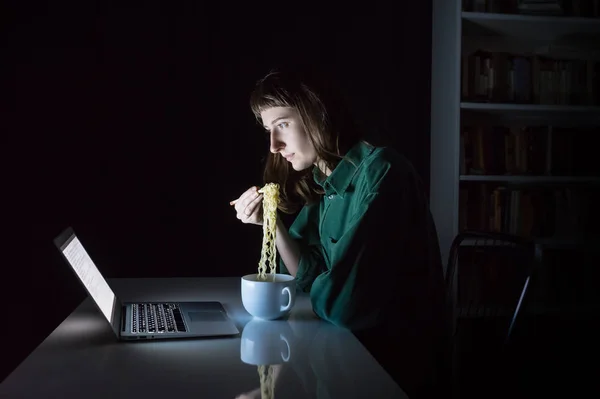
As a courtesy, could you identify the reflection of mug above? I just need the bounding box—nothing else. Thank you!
[241,273,296,320]
[240,319,294,365]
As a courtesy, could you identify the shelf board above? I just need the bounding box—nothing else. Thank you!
[462,11,600,41]
[460,236,600,249]
[461,102,600,114]
[460,102,600,124]
[460,175,600,184]
[456,304,600,318]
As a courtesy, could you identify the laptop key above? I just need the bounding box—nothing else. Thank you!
[172,307,187,332]
[147,304,156,333]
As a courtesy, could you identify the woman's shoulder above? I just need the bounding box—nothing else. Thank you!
[360,144,417,180]
[348,143,423,198]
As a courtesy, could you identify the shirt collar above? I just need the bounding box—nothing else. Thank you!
[313,141,375,198]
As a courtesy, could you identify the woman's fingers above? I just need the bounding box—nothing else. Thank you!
[239,190,260,214]
[231,186,263,225]
[233,187,258,209]
[237,195,263,225]
[244,194,263,217]
[229,189,246,206]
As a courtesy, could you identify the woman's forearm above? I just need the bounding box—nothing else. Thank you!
[275,218,300,277]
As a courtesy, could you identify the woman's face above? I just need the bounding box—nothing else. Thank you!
[260,106,318,172]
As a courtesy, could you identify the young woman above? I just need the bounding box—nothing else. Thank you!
[231,69,447,398]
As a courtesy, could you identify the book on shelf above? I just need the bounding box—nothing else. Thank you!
[459,183,596,239]
[463,0,519,13]
[461,51,600,105]
[459,122,598,243]
[459,125,598,177]
[518,0,565,16]
[463,0,600,17]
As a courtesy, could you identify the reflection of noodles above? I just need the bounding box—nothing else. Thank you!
[257,183,280,281]
[257,365,275,399]
[255,185,279,396]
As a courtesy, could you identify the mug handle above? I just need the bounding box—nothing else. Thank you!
[280,286,292,312]
[280,334,291,362]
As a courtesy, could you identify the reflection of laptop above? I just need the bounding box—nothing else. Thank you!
[53,227,239,341]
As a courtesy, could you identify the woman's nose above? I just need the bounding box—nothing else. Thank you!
[269,133,284,154]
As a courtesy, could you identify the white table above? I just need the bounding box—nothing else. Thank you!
[0,278,408,398]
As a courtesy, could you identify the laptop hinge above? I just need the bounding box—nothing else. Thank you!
[121,306,127,332]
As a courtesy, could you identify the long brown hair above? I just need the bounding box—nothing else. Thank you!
[249,68,362,214]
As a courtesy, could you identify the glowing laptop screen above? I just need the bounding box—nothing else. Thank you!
[62,236,116,323]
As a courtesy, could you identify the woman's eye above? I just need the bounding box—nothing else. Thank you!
[278,122,289,129]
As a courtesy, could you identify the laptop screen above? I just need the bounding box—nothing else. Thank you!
[61,236,116,323]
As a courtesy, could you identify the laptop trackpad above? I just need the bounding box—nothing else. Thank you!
[188,311,228,323]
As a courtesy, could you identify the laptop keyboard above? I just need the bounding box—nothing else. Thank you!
[131,303,187,334]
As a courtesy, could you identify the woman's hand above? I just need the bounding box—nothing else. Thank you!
[234,388,261,399]
[230,186,264,226]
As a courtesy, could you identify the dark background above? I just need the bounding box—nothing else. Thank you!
[2,2,433,382]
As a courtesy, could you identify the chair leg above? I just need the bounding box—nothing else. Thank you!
[506,274,530,344]
[450,335,461,399]
[507,244,542,345]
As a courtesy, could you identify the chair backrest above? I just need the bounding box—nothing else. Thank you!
[445,230,541,346]
[441,230,543,397]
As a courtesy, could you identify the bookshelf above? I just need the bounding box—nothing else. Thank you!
[461,102,600,116]
[462,11,600,41]
[460,175,600,183]
[430,0,600,269]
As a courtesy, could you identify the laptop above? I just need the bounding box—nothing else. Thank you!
[53,227,240,341]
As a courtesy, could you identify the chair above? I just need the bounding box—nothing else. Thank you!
[443,230,543,399]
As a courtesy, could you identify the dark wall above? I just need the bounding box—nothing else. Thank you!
[2,2,432,382]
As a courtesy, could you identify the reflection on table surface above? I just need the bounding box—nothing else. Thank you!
[235,314,407,399]
[0,279,408,399]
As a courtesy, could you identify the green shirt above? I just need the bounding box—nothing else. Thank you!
[279,141,445,333]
